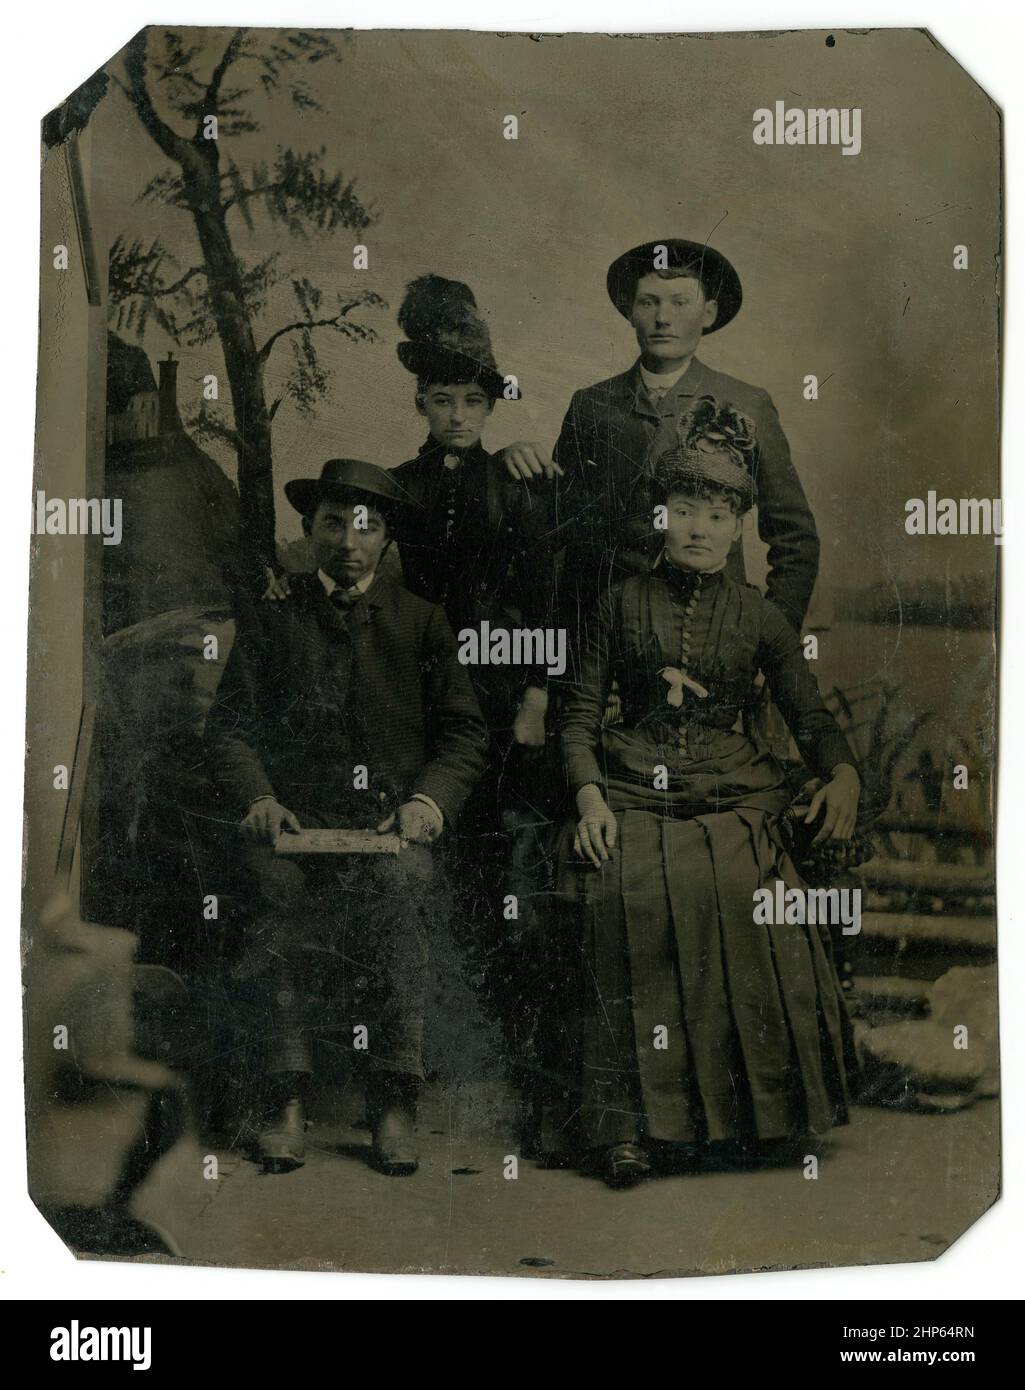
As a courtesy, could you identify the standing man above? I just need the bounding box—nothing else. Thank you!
[502,239,819,639]
[206,459,487,1175]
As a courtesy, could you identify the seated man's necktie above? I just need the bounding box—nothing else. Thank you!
[330,586,363,612]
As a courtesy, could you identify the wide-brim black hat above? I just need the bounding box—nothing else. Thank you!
[607,239,742,332]
[397,340,509,400]
[285,458,418,519]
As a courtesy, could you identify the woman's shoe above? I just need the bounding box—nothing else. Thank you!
[603,1142,651,1188]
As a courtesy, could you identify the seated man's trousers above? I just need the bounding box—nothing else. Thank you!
[234,839,435,1079]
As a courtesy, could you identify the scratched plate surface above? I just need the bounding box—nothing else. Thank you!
[23,25,1000,1283]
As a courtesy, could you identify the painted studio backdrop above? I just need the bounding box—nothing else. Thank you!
[24,27,999,1278]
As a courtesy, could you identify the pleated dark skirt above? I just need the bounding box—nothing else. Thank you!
[542,735,855,1154]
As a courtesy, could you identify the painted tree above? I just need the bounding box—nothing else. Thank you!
[108,27,382,573]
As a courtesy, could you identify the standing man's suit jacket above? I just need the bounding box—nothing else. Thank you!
[205,570,488,828]
[551,357,819,635]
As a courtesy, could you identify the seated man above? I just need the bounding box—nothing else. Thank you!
[205,459,488,1175]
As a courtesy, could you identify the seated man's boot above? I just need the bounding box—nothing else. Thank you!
[258,1072,307,1174]
[367,1072,420,1176]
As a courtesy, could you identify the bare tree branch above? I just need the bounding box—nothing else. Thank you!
[257,292,384,365]
[154,265,207,298]
[186,403,242,451]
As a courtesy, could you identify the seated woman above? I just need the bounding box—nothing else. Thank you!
[550,395,861,1188]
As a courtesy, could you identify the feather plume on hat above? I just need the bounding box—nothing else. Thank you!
[396,274,516,400]
[653,395,758,511]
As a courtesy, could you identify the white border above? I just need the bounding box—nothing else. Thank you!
[1,0,1019,1303]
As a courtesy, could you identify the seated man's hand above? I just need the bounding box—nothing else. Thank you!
[512,685,548,752]
[243,796,302,844]
[501,441,563,482]
[377,800,443,847]
[573,783,618,867]
[262,567,292,602]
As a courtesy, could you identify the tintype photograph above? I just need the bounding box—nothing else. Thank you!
[24,25,1000,1280]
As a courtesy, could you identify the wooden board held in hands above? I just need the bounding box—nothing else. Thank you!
[274,829,403,856]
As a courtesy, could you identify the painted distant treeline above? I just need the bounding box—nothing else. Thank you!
[835,577,996,630]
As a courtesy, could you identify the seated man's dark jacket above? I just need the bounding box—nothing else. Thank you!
[551,358,819,633]
[205,569,489,828]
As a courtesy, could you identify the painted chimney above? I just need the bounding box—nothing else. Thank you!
[157,353,180,435]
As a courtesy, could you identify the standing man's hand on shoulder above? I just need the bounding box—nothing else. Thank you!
[501,442,563,482]
[262,567,292,602]
[243,796,302,844]
[805,764,861,845]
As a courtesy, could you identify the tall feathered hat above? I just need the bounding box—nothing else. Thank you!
[396,274,515,400]
[653,395,758,511]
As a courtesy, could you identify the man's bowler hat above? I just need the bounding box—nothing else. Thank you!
[284,458,417,519]
[607,239,743,332]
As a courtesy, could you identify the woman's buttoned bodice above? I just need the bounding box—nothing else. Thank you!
[612,565,758,737]
[561,567,856,799]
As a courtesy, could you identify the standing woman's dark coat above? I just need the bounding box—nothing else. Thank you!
[393,439,558,729]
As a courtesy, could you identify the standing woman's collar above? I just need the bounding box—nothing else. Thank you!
[417,436,487,464]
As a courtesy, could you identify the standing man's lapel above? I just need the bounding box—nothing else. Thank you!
[628,362,661,423]
[623,356,708,430]
[643,359,711,470]
[670,356,707,406]
[597,368,652,480]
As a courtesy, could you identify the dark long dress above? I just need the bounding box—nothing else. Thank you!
[391,439,560,1060]
[547,561,859,1153]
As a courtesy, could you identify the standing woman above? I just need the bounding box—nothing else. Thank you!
[390,275,558,1080]
[550,396,861,1187]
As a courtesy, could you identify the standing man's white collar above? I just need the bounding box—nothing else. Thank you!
[639,357,695,397]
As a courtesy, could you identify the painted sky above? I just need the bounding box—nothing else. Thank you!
[86,27,1001,608]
